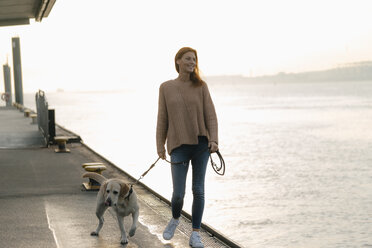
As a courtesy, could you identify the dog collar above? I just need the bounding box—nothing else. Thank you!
[125,186,133,201]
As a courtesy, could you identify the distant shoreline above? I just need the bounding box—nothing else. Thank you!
[206,61,372,83]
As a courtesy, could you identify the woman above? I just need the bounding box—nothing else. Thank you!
[156,47,218,248]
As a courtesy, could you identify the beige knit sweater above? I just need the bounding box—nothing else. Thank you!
[156,79,218,155]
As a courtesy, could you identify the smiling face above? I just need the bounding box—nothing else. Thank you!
[176,51,196,74]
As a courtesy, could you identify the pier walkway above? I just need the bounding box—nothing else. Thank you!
[0,106,238,248]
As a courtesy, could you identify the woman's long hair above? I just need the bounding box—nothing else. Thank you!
[175,47,205,87]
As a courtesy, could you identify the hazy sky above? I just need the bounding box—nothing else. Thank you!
[1,0,372,92]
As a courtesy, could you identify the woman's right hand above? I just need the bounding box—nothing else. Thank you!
[209,141,218,153]
[158,151,166,160]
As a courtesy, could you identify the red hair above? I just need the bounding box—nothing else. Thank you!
[175,47,205,87]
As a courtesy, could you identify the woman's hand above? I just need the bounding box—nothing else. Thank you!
[209,141,218,153]
[158,150,166,160]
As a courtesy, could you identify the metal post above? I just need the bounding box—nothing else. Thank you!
[48,109,56,143]
[12,37,24,105]
[2,64,12,106]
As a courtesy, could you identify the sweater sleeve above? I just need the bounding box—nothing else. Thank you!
[202,83,218,144]
[156,84,168,154]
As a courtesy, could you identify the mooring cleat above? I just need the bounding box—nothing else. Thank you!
[23,109,31,117]
[30,113,37,124]
[82,162,105,169]
[83,165,106,173]
[82,162,107,191]
[54,136,70,153]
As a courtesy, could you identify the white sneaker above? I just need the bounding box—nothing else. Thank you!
[189,231,204,248]
[163,218,179,240]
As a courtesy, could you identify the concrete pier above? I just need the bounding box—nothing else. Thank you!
[0,106,239,248]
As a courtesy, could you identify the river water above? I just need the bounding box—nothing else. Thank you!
[23,80,372,248]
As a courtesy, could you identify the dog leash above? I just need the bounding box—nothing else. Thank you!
[210,150,225,176]
[130,149,225,189]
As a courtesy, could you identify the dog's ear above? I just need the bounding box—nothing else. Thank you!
[119,183,130,198]
[101,181,108,194]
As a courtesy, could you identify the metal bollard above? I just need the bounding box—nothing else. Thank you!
[30,114,37,124]
[23,109,30,117]
[54,136,70,153]
[82,162,107,191]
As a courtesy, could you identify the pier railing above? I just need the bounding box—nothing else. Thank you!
[35,90,55,146]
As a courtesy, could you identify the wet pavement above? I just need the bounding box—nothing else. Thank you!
[0,106,237,248]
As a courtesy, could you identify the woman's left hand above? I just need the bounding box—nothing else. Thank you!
[209,141,218,153]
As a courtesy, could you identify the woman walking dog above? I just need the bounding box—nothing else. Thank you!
[156,47,219,248]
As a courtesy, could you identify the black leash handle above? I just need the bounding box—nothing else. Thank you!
[210,150,225,176]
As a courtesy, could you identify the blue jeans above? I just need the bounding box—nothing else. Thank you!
[170,136,210,229]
